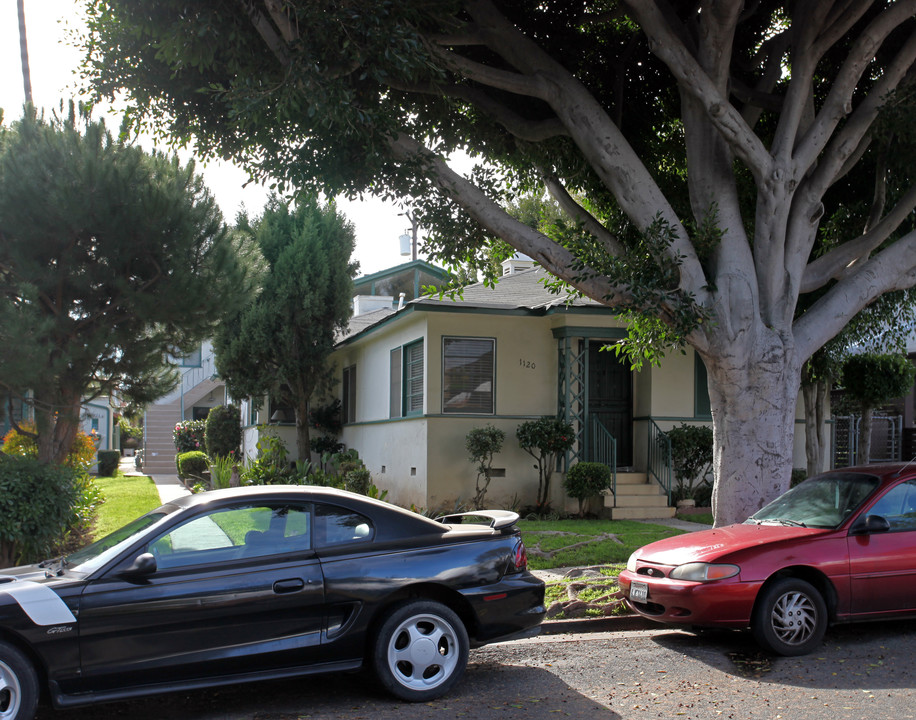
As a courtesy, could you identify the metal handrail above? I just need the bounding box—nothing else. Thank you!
[648,419,673,504]
[590,417,617,506]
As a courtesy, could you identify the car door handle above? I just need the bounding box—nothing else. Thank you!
[273,578,306,594]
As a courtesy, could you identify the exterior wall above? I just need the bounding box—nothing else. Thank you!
[337,313,430,507]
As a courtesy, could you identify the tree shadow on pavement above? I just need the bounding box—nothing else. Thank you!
[648,618,916,691]
[38,662,619,720]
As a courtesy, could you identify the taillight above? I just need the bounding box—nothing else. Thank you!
[510,539,528,572]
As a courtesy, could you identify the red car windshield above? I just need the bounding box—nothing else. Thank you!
[747,473,880,529]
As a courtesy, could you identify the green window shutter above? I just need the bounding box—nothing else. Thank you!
[694,354,711,418]
[403,341,424,415]
[390,347,402,418]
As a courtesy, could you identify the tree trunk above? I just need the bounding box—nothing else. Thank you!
[294,397,311,467]
[803,380,830,477]
[704,337,801,527]
[34,390,82,466]
[858,406,874,466]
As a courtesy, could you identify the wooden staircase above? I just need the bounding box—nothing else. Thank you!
[603,471,676,520]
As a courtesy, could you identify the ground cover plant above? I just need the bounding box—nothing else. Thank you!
[518,518,684,570]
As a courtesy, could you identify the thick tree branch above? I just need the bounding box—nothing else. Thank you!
[800,183,916,293]
[238,0,290,66]
[541,173,625,256]
[795,230,916,361]
[388,134,632,307]
[794,1,916,174]
[429,45,548,98]
[623,0,772,181]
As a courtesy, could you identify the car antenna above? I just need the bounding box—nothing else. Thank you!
[892,455,916,479]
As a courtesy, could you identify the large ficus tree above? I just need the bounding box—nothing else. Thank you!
[0,106,255,466]
[82,1,916,525]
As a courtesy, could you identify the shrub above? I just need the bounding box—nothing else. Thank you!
[97,450,121,477]
[2,420,98,470]
[177,451,210,483]
[517,417,575,512]
[119,419,143,448]
[0,455,81,566]
[205,405,241,459]
[310,434,344,458]
[241,428,295,485]
[564,462,612,517]
[308,399,342,435]
[466,425,506,510]
[666,424,714,503]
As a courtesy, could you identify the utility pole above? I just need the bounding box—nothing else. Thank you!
[18,0,32,105]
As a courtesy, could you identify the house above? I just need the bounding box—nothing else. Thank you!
[323,257,814,517]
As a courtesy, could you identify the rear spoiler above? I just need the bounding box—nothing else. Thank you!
[435,510,520,530]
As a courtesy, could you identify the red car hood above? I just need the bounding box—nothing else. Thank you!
[636,523,829,565]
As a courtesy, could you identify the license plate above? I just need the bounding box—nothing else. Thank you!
[630,581,648,603]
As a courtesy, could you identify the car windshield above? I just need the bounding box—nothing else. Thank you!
[65,508,176,574]
[747,472,880,528]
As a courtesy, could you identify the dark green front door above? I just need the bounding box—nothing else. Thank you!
[588,344,633,467]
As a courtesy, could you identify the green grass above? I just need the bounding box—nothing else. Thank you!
[519,518,686,569]
[91,472,163,540]
[677,511,714,525]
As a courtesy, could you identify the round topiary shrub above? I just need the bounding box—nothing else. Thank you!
[564,461,612,516]
[205,405,241,459]
[177,450,210,483]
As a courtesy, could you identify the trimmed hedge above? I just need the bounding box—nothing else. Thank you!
[97,450,121,477]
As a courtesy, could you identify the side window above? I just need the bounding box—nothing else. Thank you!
[315,505,374,547]
[868,480,916,532]
[148,504,312,569]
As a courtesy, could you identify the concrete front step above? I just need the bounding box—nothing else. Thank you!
[608,505,677,520]
[603,471,676,520]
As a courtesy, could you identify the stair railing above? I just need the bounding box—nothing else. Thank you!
[648,419,673,504]
[590,417,617,507]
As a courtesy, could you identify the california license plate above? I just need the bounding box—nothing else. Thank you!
[630,581,648,603]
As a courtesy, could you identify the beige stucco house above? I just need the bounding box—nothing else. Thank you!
[322,258,815,518]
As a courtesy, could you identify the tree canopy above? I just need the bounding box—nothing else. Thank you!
[0,106,255,465]
[81,1,916,524]
[213,197,358,462]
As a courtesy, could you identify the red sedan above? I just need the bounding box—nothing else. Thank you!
[618,464,916,655]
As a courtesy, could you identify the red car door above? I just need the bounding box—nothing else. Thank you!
[847,479,916,615]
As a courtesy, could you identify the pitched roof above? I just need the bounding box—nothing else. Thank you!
[337,267,606,345]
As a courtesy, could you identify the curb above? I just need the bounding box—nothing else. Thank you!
[541,614,657,635]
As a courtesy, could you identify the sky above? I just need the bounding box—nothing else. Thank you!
[0,0,424,276]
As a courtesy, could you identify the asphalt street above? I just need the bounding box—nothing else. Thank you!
[38,618,916,720]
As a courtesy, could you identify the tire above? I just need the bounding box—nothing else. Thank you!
[372,600,469,702]
[0,641,38,720]
[752,577,827,656]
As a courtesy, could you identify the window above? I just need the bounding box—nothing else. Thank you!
[147,504,313,570]
[867,480,916,532]
[404,340,424,415]
[342,365,356,424]
[390,341,424,417]
[315,505,373,547]
[390,347,402,419]
[694,355,711,418]
[442,337,495,414]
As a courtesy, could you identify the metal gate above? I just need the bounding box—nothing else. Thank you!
[833,415,902,467]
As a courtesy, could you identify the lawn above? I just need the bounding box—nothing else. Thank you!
[91,471,162,540]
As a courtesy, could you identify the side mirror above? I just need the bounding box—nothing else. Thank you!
[851,514,891,535]
[120,552,158,577]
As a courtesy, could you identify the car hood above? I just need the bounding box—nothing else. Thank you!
[636,523,829,565]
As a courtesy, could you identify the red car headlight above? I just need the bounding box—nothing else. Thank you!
[668,563,740,582]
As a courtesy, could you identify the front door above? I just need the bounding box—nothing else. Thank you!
[588,344,633,467]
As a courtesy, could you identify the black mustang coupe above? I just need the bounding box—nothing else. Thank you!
[0,486,545,719]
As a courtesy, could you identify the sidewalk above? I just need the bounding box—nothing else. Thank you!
[118,455,190,504]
